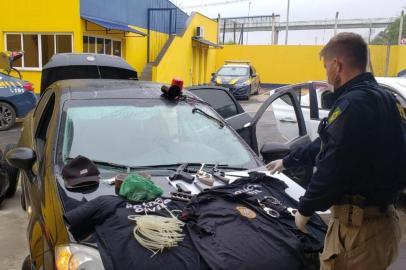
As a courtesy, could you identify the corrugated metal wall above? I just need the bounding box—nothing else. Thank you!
[80,0,188,34]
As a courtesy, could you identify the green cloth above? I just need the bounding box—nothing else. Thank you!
[119,174,163,202]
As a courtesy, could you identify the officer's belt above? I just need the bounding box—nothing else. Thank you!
[337,194,390,210]
[331,204,395,227]
[337,194,366,208]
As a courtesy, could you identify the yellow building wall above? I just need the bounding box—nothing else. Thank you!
[125,26,168,75]
[153,13,218,86]
[215,45,325,85]
[368,45,401,77]
[215,45,406,85]
[0,0,82,92]
[394,45,406,75]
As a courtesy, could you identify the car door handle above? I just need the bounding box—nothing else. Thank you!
[279,117,297,123]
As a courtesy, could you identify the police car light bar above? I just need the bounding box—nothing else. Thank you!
[225,60,251,65]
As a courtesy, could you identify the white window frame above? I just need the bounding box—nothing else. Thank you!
[4,32,74,71]
[83,34,122,57]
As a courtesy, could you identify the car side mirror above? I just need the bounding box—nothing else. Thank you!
[211,73,216,77]
[260,142,290,164]
[5,147,37,171]
[252,73,257,77]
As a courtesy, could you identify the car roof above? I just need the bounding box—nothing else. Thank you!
[222,64,250,68]
[43,53,135,71]
[376,77,406,95]
[52,79,197,100]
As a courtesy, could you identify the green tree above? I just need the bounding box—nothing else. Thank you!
[371,16,406,45]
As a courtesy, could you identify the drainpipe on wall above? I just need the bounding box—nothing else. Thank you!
[385,41,391,77]
[398,10,404,45]
[217,13,221,45]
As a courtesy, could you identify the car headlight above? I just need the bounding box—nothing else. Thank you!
[235,80,250,87]
[55,244,105,270]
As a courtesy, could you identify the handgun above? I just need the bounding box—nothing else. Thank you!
[211,164,230,184]
[176,183,191,194]
[169,163,195,184]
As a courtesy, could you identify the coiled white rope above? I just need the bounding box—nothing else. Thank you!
[128,205,185,256]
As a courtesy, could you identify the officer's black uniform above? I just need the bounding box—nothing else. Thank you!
[283,72,405,216]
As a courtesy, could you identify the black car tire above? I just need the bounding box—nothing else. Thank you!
[21,192,26,211]
[0,194,4,206]
[0,148,9,207]
[4,144,19,198]
[21,255,32,270]
[254,82,260,95]
[0,102,16,131]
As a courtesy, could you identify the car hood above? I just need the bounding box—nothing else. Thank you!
[57,168,306,208]
[215,76,249,86]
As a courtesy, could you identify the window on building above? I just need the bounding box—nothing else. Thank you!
[56,35,72,53]
[88,36,96,53]
[83,35,121,56]
[96,38,104,54]
[83,36,89,53]
[5,34,22,67]
[5,33,73,69]
[113,40,121,56]
[105,39,112,55]
[41,35,55,66]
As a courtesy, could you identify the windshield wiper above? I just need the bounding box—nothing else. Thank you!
[64,159,248,172]
[131,163,247,171]
[66,157,132,171]
[192,108,224,128]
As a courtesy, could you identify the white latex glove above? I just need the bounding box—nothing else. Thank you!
[265,159,285,174]
[295,211,310,234]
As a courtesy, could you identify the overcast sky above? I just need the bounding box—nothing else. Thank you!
[172,0,406,44]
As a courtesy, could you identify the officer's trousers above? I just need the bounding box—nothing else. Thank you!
[320,205,402,270]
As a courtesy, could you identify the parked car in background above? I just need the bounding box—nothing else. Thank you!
[0,51,37,131]
[40,53,138,94]
[210,61,260,100]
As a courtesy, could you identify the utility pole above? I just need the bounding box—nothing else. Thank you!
[234,21,237,44]
[271,13,276,45]
[368,23,373,44]
[246,1,251,45]
[398,10,404,45]
[334,12,339,35]
[223,19,226,44]
[285,0,290,45]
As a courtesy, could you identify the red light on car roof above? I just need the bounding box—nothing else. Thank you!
[171,78,184,90]
[23,82,34,92]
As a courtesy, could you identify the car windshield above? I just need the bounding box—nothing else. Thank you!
[59,99,256,168]
[217,66,249,76]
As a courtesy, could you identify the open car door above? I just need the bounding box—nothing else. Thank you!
[189,85,314,187]
[188,86,254,147]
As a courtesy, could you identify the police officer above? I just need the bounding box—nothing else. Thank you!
[267,32,404,270]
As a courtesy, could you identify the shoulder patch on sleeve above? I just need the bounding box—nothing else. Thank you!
[328,99,350,124]
[396,103,406,121]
